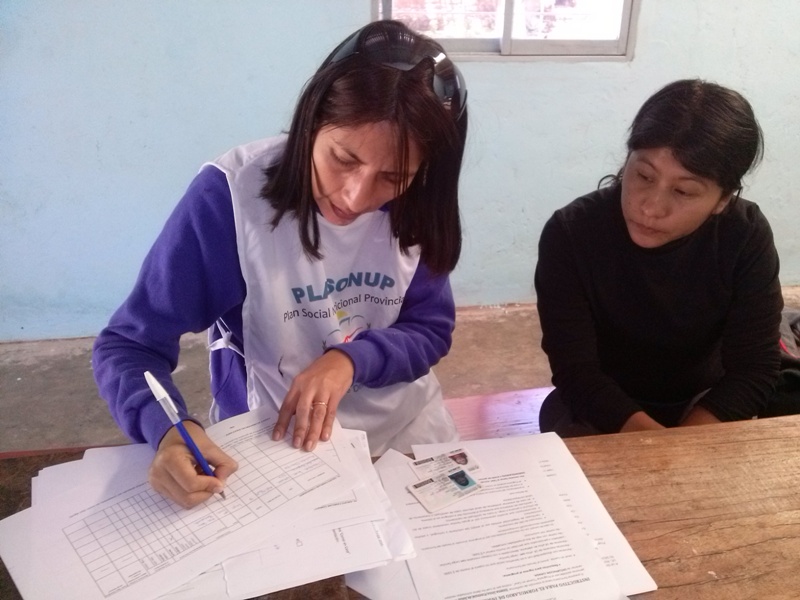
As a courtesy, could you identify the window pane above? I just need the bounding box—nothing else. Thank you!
[513,0,625,41]
[377,0,635,56]
[385,0,503,39]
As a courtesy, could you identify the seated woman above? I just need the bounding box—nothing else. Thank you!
[92,20,468,507]
[535,79,783,436]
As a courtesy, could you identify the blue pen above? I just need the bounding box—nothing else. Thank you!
[144,371,226,499]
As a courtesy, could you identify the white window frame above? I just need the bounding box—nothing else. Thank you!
[372,0,640,60]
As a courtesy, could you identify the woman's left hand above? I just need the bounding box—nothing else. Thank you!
[679,404,721,427]
[272,349,355,451]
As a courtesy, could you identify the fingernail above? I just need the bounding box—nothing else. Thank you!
[272,429,281,441]
[304,440,315,452]
[321,432,330,441]
[213,486,223,494]
[293,436,302,448]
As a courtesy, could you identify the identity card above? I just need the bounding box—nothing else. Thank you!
[410,448,482,478]
[407,466,481,513]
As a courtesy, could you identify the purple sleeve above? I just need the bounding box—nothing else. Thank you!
[92,166,246,448]
[332,263,456,387]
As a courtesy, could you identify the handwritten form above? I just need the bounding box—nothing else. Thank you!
[6,424,414,600]
[0,406,358,600]
[218,429,414,599]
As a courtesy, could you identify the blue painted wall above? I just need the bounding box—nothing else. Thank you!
[2,1,798,341]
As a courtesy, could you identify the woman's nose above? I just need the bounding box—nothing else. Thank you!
[640,189,669,218]
[342,175,374,212]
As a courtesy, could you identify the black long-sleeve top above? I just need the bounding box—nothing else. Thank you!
[535,183,783,433]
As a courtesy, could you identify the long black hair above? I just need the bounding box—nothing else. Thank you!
[262,20,468,274]
[614,79,764,197]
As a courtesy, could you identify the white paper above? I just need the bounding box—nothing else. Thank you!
[222,429,415,598]
[381,457,622,600]
[346,560,418,600]
[29,445,155,509]
[154,564,228,600]
[0,406,356,600]
[14,427,403,600]
[81,443,156,477]
[31,455,92,505]
[346,450,421,600]
[413,435,656,596]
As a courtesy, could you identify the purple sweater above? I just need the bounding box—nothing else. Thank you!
[92,165,456,448]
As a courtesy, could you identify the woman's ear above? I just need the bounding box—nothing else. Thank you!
[712,193,733,215]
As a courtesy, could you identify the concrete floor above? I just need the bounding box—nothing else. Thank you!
[2,288,799,454]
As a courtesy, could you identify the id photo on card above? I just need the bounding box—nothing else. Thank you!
[448,469,477,489]
[447,451,472,467]
[411,448,482,479]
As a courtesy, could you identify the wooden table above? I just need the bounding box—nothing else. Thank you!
[563,415,800,600]
[444,391,800,599]
[3,408,800,599]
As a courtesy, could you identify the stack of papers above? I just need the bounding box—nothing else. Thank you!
[0,406,414,600]
[347,434,658,600]
[1,406,657,600]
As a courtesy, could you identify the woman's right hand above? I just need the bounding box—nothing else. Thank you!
[149,421,238,508]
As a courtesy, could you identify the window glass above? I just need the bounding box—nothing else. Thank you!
[374,0,637,57]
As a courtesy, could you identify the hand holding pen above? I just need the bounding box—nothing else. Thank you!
[144,371,238,508]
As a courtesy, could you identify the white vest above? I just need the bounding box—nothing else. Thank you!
[206,137,457,455]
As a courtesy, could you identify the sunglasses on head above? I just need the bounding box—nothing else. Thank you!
[322,21,468,122]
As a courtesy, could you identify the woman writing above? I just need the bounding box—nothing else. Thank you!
[536,79,783,436]
[93,20,468,507]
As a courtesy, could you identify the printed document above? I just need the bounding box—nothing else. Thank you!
[414,435,657,596]
[380,456,623,600]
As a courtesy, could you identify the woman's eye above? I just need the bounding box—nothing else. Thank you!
[637,171,653,183]
[331,152,355,167]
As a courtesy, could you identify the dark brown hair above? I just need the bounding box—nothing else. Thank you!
[262,20,468,274]
[625,79,764,197]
